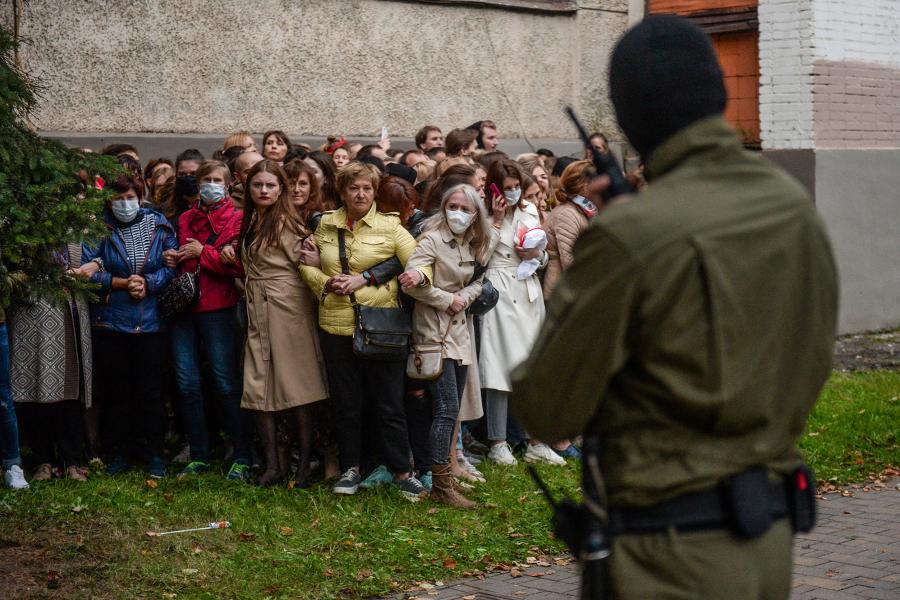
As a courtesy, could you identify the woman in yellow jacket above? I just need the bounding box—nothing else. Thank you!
[299,162,427,499]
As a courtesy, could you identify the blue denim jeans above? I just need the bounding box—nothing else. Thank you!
[0,323,22,468]
[170,309,249,463]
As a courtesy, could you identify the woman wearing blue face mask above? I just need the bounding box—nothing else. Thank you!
[479,160,564,468]
[164,160,251,481]
[81,174,178,478]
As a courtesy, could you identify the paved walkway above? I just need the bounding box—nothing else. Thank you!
[391,479,899,600]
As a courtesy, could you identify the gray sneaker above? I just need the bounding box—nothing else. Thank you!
[333,468,362,495]
[394,475,427,502]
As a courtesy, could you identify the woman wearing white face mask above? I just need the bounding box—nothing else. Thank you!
[399,184,489,508]
[80,174,178,479]
[479,160,564,468]
[164,160,252,481]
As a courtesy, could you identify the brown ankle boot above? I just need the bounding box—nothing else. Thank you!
[431,464,476,509]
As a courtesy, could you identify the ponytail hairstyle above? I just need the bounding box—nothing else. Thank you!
[554,160,593,206]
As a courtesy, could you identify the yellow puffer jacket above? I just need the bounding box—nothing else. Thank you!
[299,205,424,336]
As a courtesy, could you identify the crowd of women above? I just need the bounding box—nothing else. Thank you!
[0,123,645,507]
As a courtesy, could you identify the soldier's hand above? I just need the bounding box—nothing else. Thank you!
[585,174,611,205]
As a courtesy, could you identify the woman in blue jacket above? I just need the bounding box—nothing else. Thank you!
[81,174,177,478]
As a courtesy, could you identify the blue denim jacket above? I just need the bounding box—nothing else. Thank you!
[81,208,178,334]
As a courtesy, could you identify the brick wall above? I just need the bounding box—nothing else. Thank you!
[758,0,816,149]
[810,0,900,148]
[759,0,899,150]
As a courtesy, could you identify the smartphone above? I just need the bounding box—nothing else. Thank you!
[380,126,388,142]
[490,183,503,200]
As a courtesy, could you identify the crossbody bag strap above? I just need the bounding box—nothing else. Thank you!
[337,228,357,306]
[467,261,486,286]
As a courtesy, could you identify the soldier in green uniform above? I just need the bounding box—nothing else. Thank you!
[512,16,839,600]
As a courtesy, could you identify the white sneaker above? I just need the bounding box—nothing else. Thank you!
[3,465,30,490]
[525,442,566,466]
[487,442,518,466]
[457,453,486,482]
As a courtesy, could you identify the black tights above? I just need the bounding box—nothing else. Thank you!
[254,406,313,487]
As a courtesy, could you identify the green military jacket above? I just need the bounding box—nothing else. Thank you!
[512,116,839,509]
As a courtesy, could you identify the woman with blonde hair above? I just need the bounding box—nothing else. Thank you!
[223,131,257,154]
[517,154,554,210]
[399,183,490,508]
[239,160,328,487]
[298,162,425,499]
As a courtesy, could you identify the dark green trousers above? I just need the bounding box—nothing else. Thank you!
[608,519,793,599]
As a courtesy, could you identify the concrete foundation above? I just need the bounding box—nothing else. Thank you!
[766,149,900,334]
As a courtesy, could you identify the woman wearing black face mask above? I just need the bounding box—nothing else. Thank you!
[160,150,205,238]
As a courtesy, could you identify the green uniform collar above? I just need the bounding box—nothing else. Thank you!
[645,116,744,182]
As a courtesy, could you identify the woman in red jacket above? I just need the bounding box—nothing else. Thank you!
[163,160,251,481]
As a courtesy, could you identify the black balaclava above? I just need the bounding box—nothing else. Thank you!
[609,16,726,158]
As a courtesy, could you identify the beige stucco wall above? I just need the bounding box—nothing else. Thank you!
[4,0,628,139]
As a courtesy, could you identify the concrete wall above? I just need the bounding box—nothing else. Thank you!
[3,0,628,140]
[760,0,900,333]
[814,150,900,333]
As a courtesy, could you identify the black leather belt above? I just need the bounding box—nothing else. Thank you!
[608,478,789,536]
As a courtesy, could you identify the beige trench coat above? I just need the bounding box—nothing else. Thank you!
[403,224,483,363]
[479,202,547,392]
[241,223,328,411]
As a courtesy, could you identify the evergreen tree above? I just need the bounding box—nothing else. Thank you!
[0,25,119,307]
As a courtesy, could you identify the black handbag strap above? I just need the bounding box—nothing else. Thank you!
[467,261,486,286]
[337,229,356,306]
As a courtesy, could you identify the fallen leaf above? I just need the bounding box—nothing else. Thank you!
[526,571,547,577]
[427,507,438,514]
[47,570,61,590]
[71,505,85,513]
[324,568,335,577]
[145,479,158,489]
[442,558,457,569]
[279,526,293,536]
[162,594,177,599]
[310,518,320,528]
[355,569,373,581]
[526,556,538,564]
[181,568,198,575]
[463,595,476,600]
[264,584,282,594]
[239,532,255,541]
[509,568,522,578]
[509,532,526,538]
[145,531,159,537]
[191,544,202,554]
[517,494,527,504]
[163,493,174,503]
[287,480,296,490]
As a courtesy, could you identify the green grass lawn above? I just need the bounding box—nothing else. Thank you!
[800,370,899,484]
[1,370,897,599]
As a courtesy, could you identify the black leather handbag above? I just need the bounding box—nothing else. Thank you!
[467,262,500,317]
[338,230,411,361]
[158,231,219,320]
[158,265,200,320]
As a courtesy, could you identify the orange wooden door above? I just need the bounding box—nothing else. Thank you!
[712,30,760,145]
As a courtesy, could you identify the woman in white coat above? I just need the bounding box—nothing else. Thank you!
[479,160,564,467]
